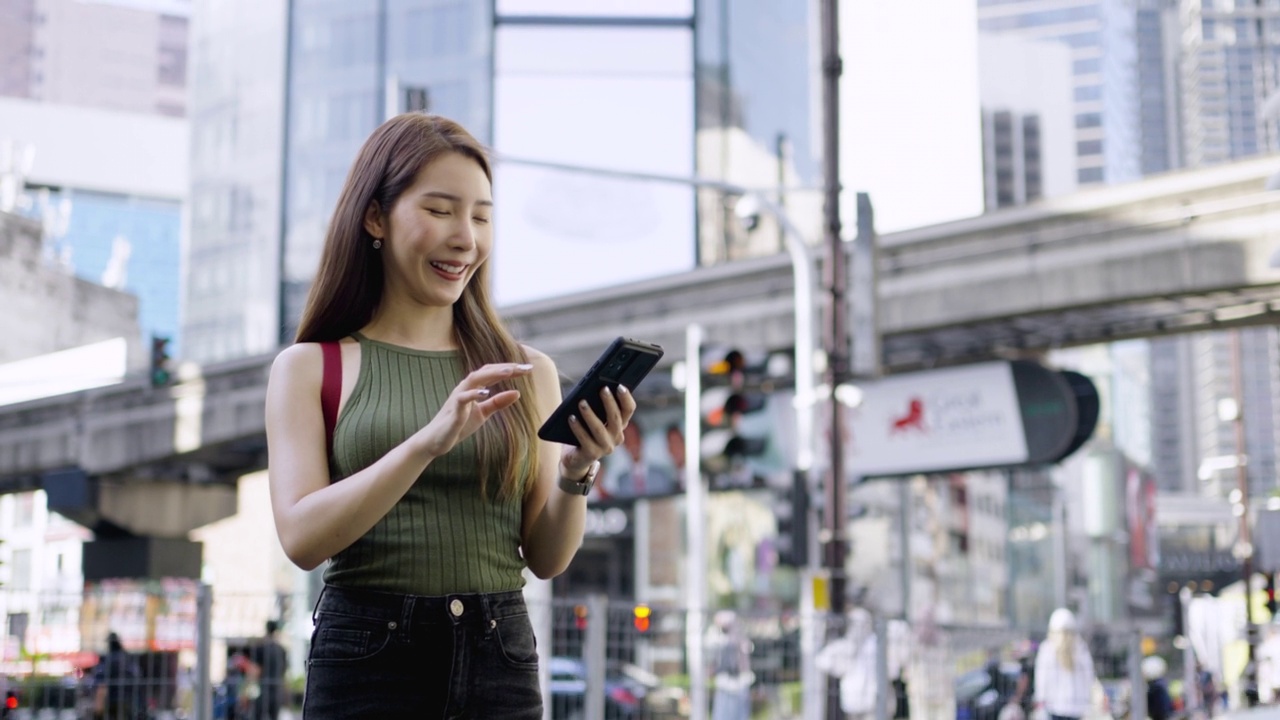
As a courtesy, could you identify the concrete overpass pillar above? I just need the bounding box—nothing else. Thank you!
[43,467,238,580]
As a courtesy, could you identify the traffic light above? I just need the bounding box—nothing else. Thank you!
[1266,573,1277,617]
[700,348,776,479]
[633,604,651,634]
[573,603,588,631]
[3,690,16,716]
[150,334,172,387]
[775,470,810,567]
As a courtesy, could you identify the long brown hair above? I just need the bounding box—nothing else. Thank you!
[295,113,540,500]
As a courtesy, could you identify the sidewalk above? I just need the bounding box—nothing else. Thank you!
[1222,706,1280,720]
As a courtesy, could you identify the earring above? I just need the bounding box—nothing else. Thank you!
[372,239,382,250]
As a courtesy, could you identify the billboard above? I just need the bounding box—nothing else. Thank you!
[491,24,695,307]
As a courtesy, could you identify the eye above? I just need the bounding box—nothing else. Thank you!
[473,216,490,225]
[427,208,450,217]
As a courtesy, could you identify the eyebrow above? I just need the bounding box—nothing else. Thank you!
[420,191,493,207]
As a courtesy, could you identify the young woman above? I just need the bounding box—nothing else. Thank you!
[264,113,635,718]
[1033,608,1098,720]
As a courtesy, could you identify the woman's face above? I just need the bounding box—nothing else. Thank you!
[374,151,494,307]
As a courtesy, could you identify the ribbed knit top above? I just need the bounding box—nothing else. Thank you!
[323,333,527,595]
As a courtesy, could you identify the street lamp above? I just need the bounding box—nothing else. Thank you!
[492,154,822,720]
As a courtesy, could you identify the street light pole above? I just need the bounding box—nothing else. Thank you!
[818,0,849,718]
[1229,329,1259,704]
[492,156,822,718]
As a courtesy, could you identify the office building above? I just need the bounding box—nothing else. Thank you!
[977,0,1144,186]
[0,0,189,117]
[185,0,815,358]
[0,0,189,357]
[978,33,1078,210]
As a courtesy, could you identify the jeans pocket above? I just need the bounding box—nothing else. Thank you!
[309,614,392,664]
[493,612,539,668]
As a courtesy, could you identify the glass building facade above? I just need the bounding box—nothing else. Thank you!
[977,0,1143,185]
[280,0,493,336]
[21,188,182,353]
[186,0,815,353]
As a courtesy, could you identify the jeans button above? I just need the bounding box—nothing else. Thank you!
[387,621,397,630]
[450,599,464,617]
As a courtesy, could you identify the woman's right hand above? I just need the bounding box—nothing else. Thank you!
[413,362,534,459]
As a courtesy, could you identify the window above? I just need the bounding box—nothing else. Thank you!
[1077,139,1103,155]
[1078,167,1104,183]
[10,549,31,591]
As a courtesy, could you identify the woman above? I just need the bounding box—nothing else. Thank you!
[1033,608,1097,720]
[265,113,635,718]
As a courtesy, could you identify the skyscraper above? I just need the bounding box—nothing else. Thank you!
[0,0,189,357]
[184,0,816,361]
[1178,0,1280,166]
[977,0,1144,185]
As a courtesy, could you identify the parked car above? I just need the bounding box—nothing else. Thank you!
[548,656,647,719]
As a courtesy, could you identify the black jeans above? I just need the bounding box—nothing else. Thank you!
[302,585,542,719]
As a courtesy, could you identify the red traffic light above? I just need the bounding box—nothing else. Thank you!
[573,604,588,630]
[6,691,17,710]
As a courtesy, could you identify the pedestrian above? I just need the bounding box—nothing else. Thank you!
[1032,608,1097,720]
[264,112,636,719]
[92,632,139,720]
[815,607,882,720]
[1142,655,1174,720]
[707,610,753,720]
[245,620,288,720]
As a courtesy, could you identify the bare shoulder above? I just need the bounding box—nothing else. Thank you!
[521,345,563,398]
[520,344,557,373]
[269,342,323,388]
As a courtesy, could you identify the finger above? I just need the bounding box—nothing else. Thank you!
[598,385,624,428]
[463,362,535,389]
[615,384,637,417]
[569,402,610,450]
[478,390,521,415]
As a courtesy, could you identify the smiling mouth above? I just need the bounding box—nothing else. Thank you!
[430,261,468,275]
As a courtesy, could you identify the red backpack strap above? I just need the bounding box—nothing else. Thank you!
[320,341,342,450]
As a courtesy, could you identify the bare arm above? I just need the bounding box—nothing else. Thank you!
[266,343,533,570]
[521,349,636,578]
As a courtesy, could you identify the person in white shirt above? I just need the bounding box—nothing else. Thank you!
[1033,608,1097,720]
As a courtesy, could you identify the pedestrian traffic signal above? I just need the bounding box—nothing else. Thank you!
[775,470,810,567]
[633,604,651,634]
[149,335,172,387]
[573,604,588,631]
[1266,573,1277,617]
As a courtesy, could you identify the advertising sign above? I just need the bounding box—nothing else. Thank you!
[847,360,1083,479]
[847,361,1029,478]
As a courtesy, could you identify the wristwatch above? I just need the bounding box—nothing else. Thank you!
[558,461,601,496]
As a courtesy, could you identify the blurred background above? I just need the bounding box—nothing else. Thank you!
[3,0,1280,718]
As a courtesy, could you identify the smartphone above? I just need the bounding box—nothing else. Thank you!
[537,337,665,446]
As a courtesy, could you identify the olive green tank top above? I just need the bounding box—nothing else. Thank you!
[322,333,527,595]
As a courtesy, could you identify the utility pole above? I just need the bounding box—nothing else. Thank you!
[1230,329,1259,705]
[819,0,849,718]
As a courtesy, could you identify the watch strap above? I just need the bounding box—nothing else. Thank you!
[558,461,600,496]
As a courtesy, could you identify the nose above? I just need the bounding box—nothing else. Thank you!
[451,218,476,251]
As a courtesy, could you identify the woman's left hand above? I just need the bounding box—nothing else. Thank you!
[560,385,636,476]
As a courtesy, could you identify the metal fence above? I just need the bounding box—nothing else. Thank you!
[0,584,1148,720]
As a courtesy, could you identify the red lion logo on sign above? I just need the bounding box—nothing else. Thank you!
[890,397,926,434]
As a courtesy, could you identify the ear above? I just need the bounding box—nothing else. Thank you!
[363,201,386,240]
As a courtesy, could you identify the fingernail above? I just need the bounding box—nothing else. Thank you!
[516,363,533,371]
[579,400,589,409]
[569,415,579,424]
[477,388,490,397]
[617,385,629,395]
